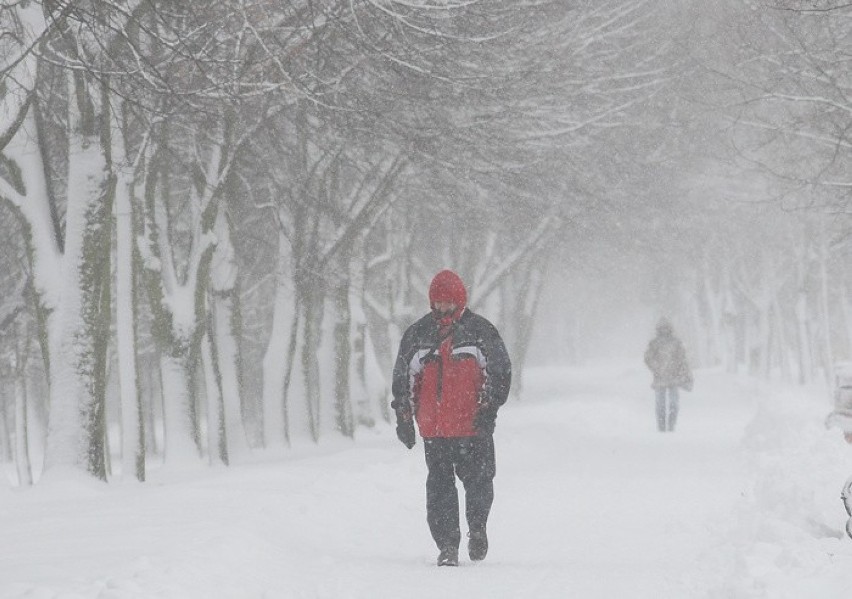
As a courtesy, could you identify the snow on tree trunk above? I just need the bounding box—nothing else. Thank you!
[147,293,209,466]
[159,285,207,463]
[138,127,223,466]
[1,65,63,482]
[3,41,113,482]
[159,352,200,463]
[45,75,113,480]
[115,161,145,481]
[1,107,63,385]
[209,210,247,457]
[261,229,298,447]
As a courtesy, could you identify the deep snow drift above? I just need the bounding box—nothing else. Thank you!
[3,364,852,598]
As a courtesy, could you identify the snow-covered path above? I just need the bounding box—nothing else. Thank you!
[3,365,852,599]
[491,364,755,597]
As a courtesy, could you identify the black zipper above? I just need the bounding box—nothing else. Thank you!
[420,323,456,405]
[436,355,444,404]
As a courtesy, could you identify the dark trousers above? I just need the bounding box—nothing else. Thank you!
[423,436,496,551]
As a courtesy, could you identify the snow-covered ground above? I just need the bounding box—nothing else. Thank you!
[3,363,852,598]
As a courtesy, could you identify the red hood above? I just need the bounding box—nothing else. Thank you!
[429,270,467,310]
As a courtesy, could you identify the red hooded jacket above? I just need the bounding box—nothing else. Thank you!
[392,270,512,438]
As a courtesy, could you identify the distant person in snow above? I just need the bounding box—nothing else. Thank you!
[644,318,692,432]
[391,269,512,567]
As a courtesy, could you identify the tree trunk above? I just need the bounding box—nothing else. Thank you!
[211,293,247,457]
[300,285,324,443]
[332,272,355,437]
[159,353,201,462]
[756,301,771,379]
[1,102,63,476]
[261,230,298,447]
[819,222,834,383]
[771,298,792,382]
[350,257,384,428]
[201,327,227,465]
[13,323,33,486]
[795,291,813,384]
[209,210,248,457]
[115,164,145,481]
[144,356,160,457]
[841,284,852,364]
[505,262,546,400]
[0,384,12,464]
[45,75,113,480]
[699,259,722,366]
[138,126,217,466]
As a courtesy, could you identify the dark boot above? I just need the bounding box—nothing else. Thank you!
[437,546,459,567]
[468,528,488,561]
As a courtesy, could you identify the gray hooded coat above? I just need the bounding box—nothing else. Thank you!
[644,319,693,391]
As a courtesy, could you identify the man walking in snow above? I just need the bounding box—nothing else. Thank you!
[644,317,692,432]
[391,269,512,567]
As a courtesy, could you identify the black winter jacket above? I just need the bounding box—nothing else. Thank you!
[391,309,511,437]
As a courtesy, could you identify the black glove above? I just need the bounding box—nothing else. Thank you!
[395,408,416,449]
[473,403,498,436]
